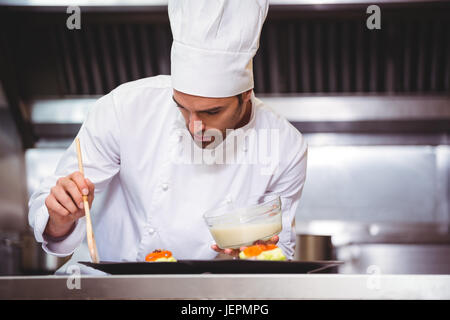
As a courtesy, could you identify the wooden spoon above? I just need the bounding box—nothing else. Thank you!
[75,137,100,263]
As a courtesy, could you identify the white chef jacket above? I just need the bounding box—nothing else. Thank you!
[28,75,308,274]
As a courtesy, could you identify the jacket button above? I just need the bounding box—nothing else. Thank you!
[162,183,169,191]
[148,228,155,234]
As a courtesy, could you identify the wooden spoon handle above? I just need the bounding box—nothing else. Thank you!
[75,138,100,263]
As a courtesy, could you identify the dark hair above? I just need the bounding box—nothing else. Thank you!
[236,93,243,106]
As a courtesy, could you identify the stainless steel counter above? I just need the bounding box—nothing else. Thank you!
[1,274,449,300]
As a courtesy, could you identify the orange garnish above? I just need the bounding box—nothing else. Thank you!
[145,249,173,262]
[243,245,264,257]
[243,244,278,257]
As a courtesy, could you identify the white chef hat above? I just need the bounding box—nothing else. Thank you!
[168,0,269,98]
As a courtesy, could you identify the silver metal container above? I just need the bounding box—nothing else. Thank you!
[0,232,22,276]
[295,234,334,261]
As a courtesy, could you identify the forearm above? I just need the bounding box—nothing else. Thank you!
[44,218,76,239]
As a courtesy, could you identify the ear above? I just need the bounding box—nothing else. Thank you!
[242,89,253,103]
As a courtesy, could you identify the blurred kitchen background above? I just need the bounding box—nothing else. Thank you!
[0,0,449,275]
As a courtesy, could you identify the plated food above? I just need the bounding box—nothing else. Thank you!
[239,244,286,261]
[145,249,177,262]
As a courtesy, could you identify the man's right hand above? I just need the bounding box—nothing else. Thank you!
[44,171,95,238]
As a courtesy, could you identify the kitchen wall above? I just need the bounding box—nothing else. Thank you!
[296,145,449,223]
[0,83,28,232]
[0,82,29,275]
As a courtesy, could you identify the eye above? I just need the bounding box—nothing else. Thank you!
[205,109,221,115]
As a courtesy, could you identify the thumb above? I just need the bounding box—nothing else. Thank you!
[85,178,95,193]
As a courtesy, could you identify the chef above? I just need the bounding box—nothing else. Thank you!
[28,0,307,274]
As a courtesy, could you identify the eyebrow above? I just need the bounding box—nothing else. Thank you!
[172,96,224,113]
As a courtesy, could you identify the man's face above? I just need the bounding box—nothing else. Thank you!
[172,89,251,148]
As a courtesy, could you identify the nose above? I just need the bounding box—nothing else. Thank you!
[188,112,205,134]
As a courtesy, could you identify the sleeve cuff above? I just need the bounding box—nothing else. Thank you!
[278,197,297,260]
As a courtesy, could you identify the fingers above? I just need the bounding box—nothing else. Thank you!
[224,248,240,257]
[44,195,76,238]
[267,235,279,244]
[211,244,223,253]
[65,173,95,207]
[58,178,83,210]
[45,193,70,217]
[211,244,240,257]
[223,248,239,256]
[272,235,279,243]
[44,172,95,238]
[70,171,90,196]
[71,174,95,208]
[47,173,95,220]
[253,235,279,246]
[85,178,95,206]
[50,185,79,214]
[85,178,95,194]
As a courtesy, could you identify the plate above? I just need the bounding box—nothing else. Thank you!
[79,259,344,275]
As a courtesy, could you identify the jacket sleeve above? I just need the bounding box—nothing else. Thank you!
[28,92,121,257]
[269,130,308,260]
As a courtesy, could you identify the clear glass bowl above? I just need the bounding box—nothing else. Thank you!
[203,194,282,249]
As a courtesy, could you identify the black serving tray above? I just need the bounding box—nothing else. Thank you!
[79,260,343,275]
